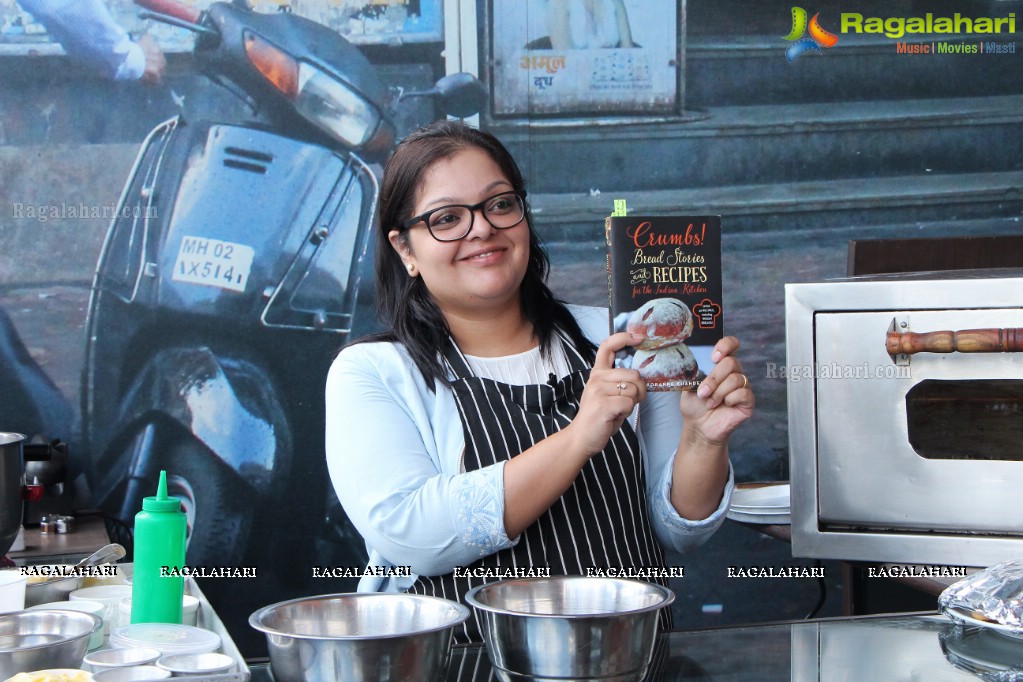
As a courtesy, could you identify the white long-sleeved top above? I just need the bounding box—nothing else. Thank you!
[17,0,146,80]
[325,304,733,591]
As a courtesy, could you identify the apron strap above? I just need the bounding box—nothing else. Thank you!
[442,336,475,381]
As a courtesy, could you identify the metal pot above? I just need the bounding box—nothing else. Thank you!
[0,433,25,558]
[249,593,469,682]
[465,576,675,682]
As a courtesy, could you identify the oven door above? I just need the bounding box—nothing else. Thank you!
[815,308,1023,534]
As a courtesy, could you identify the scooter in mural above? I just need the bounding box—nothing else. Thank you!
[80,0,484,573]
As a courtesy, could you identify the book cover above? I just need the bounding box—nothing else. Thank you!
[606,214,723,391]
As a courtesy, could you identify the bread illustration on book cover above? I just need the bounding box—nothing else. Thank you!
[606,214,723,391]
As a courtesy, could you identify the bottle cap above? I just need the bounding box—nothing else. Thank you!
[142,470,182,513]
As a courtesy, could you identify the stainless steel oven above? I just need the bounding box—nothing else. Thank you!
[786,270,1023,567]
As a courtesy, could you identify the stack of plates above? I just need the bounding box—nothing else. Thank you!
[726,483,790,525]
[109,623,221,656]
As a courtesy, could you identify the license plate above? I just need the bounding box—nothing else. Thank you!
[172,236,255,293]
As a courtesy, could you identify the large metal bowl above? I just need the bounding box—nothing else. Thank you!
[0,609,102,677]
[249,593,470,682]
[465,576,675,682]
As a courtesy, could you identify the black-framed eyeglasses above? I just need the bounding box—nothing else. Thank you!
[400,190,527,242]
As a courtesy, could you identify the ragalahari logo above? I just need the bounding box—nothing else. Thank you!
[783,7,839,62]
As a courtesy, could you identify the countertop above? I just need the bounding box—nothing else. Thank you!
[246,611,1018,680]
[9,515,111,564]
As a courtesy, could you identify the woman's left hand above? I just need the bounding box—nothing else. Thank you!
[679,336,754,445]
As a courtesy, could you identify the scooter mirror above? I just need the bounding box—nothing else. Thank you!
[400,73,486,119]
[433,72,487,119]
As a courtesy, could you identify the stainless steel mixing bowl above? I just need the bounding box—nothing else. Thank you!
[0,609,102,676]
[249,592,470,682]
[465,576,675,682]
[24,567,83,608]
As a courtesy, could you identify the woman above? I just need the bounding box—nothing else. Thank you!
[325,120,753,643]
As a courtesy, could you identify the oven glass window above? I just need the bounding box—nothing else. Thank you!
[907,379,1023,461]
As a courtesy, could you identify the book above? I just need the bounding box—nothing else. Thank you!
[605,214,723,391]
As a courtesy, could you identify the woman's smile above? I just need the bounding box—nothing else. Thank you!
[459,246,507,264]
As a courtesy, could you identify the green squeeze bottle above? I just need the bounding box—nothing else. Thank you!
[131,470,186,624]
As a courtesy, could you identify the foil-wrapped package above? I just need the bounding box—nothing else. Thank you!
[939,558,1023,631]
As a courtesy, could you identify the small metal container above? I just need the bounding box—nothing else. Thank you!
[155,651,235,675]
[92,665,170,681]
[465,576,675,682]
[0,609,102,677]
[84,646,162,670]
[249,592,470,682]
[25,566,84,607]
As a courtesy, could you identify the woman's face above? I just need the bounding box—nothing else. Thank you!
[389,147,530,320]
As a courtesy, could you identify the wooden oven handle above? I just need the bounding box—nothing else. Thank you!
[886,327,1023,356]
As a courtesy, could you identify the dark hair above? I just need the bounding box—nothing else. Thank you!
[362,120,596,388]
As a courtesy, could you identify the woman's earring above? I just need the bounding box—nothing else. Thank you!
[405,262,416,276]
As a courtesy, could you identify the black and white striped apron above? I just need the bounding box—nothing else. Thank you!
[409,333,671,645]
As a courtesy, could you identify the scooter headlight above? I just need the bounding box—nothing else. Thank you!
[295,62,394,153]
[244,32,393,154]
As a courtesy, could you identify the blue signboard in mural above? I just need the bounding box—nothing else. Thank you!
[0,0,444,52]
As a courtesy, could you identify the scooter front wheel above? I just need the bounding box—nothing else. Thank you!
[104,424,259,568]
[152,434,258,567]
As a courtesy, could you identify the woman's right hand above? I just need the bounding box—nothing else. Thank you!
[502,331,645,538]
[566,331,647,456]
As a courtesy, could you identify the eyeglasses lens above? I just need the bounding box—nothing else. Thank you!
[428,193,524,241]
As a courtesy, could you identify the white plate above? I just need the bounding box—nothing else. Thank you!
[947,607,1023,640]
[730,505,790,513]
[731,484,790,511]
[726,508,791,525]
